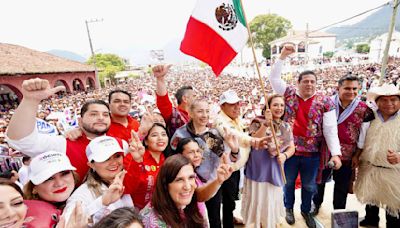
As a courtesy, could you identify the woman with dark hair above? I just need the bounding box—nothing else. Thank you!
[124,123,169,210]
[241,94,295,227]
[93,207,143,228]
[175,138,233,224]
[140,154,206,228]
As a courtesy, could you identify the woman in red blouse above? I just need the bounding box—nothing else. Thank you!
[123,123,169,210]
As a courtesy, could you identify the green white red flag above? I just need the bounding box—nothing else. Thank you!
[180,0,248,76]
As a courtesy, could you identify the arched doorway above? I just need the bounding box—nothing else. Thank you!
[0,84,22,108]
[298,42,306,53]
[54,80,71,92]
[85,77,96,90]
[72,79,84,91]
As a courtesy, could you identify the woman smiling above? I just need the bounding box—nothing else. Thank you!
[63,136,133,225]
[124,123,169,210]
[140,154,206,228]
[0,179,27,228]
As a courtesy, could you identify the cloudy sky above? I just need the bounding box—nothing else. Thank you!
[0,0,390,64]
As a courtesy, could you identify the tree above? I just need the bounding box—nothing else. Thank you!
[323,51,334,58]
[87,53,127,86]
[356,44,370,53]
[248,14,292,59]
[344,40,354,50]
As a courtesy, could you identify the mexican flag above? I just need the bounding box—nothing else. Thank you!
[180,0,248,76]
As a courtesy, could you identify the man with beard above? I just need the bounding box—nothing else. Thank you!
[66,89,141,142]
[6,78,124,182]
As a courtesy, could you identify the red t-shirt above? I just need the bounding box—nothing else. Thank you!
[156,92,189,122]
[123,150,165,210]
[66,136,91,183]
[107,116,139,142]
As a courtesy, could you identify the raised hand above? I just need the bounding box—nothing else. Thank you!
[102,170,126,206]
[56,201,88,228]
[129,131,145,162]
[280,43,296,60]
[216,153,233,184]
[21,78,65,102]
[138,112,154,139]
[223,127,239,153]
[152,64,172,80]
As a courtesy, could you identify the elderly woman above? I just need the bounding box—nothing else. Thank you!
[170,99,238,227]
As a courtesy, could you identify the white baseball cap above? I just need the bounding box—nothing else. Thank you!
[219,90,241,105]
[29,151,76,185]
[86,136,126,163]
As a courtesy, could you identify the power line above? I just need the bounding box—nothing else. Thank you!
[270,2,392,44]
[310,1,390,33]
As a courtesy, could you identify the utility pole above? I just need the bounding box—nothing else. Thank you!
[85,18,103,89]
[305,23,309,65]
[380,0,399,85]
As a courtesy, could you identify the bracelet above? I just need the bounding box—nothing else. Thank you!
[283,153,288,160]
[231,151,239,155]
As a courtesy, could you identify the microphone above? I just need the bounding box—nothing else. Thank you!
[327,161,335,169]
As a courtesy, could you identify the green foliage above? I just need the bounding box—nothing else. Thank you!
[248,14,292,59]
[87,53,127,85]
[323,51,334,58]
[345,40,354,50]
[356,44,370,53]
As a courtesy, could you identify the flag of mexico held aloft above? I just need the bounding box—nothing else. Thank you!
[180,0,249,76]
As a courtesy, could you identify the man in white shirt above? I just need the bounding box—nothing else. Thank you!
[269,45,342,228]
[18,156,31,186]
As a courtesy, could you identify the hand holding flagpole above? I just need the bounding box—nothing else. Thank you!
[238,0,286,184]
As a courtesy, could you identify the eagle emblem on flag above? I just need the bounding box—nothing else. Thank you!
[215,3,238,31]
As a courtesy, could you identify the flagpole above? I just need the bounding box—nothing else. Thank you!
[239,0,286,184]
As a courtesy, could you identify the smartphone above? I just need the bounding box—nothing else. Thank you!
[331,210,358,228]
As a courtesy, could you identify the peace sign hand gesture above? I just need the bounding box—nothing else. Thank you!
[102,170,126,206]
[223,127,239,153]
[129,131,145,162]
[216,153,234,184]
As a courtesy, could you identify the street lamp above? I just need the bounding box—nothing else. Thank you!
[85,18,103,89]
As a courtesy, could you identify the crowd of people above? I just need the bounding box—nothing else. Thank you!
[0,44,400,228]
